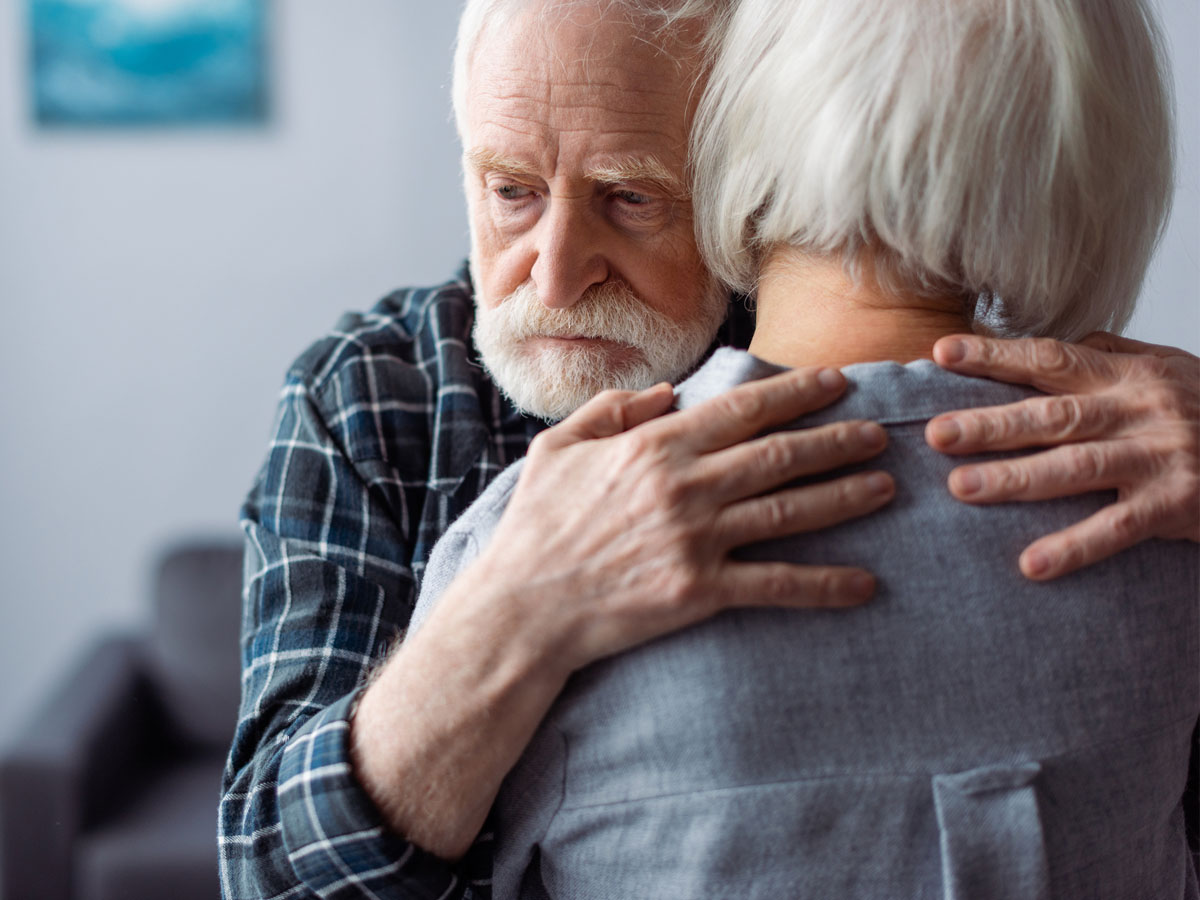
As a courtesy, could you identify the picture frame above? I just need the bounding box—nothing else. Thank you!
[29,0,269,127]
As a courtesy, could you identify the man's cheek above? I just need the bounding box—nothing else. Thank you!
[479,248,534,304]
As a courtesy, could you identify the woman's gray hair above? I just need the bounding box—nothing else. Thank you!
[693,0,1174,339]
[452,0,732,140]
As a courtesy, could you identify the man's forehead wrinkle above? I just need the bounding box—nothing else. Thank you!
[473,88,687,147]
[546,80,679,103]
[476,115,680,151]
[470,115,554,148]
[477,88,677,112]
[478,77,679,106]
[536,4,696,85]
[466,14,696,191]
[485,17,691,100]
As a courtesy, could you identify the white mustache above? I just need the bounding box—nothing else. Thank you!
[483,281,692,347]
[473,274,729,420]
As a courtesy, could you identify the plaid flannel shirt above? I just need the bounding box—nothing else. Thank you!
[219,262,754,899]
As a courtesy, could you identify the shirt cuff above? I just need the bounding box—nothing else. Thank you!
[277,692,471,899]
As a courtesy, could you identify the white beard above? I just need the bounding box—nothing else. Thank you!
[473,279,729,421]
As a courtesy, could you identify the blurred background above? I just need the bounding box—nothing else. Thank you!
[0,0,1195,893]
[0,1,467,753]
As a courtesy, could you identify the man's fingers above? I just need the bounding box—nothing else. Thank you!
[926,394,1131,454]
[719,562,877,608]
[615,382,678,429]
[946,441,1149,503]
[933,335,1118,394]
[659,367,847,452]
[932,333,1197,573]
[535,383,675,449]
[1078,330,1176,358]
[717,470,895,547]
[701,420,888,503]
[1017,501,1154,581]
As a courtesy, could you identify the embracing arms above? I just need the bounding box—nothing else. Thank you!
[356,330,1200,863]
[352,367,895,860]
[222,322,1198,898]
[221,361,894,898]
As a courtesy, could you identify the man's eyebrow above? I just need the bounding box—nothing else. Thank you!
[465,148,688,199]
[464,148,540,179]
[587,156,689,200]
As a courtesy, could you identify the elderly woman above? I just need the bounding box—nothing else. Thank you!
[412,0,1197,896]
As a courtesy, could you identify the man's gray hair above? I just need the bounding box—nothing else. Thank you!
[693,0,1174,339]
[452,0,732,139]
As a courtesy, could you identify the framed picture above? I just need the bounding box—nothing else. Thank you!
[29,0,268,127]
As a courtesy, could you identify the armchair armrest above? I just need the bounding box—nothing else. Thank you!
[0,635,154,900]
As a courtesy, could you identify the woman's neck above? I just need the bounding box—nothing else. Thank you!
[746,249,972,369]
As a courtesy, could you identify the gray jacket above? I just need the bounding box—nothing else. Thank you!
[414,349,1199,900]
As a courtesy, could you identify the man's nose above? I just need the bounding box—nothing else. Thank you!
[529,200,609,309]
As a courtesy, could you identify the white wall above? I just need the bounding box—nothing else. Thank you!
[0,0,1196,749]
[1133,0,1200,351]
[0,1,469,746]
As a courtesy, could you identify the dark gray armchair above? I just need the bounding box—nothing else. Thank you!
[0,540,243,900]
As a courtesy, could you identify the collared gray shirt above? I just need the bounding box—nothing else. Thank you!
[414,348,1200,900]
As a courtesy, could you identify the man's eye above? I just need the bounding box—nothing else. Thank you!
[614,189,652,205]
[495,184,533,201]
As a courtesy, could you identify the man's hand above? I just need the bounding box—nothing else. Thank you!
[354,367,894,860]
[926,332,1199,581]
[474,367,894,674]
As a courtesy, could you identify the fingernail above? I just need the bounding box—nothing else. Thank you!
[851,573,876,599]
[1022,549,1050,578]
[817,368,843,390]
[928,419,961,447]
[866,472,892,495]
[953,468,983,496]
[858,423,885,448]
[940,339,968,364]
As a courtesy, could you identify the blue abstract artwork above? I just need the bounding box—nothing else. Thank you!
[29,0,268,126]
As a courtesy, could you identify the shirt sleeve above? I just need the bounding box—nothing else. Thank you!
[218,373,493,899]
[409,460,525,637]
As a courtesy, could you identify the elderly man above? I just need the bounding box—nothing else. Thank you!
[219,1,1199,897]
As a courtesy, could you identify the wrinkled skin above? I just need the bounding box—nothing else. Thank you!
[928,332,1199,579]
